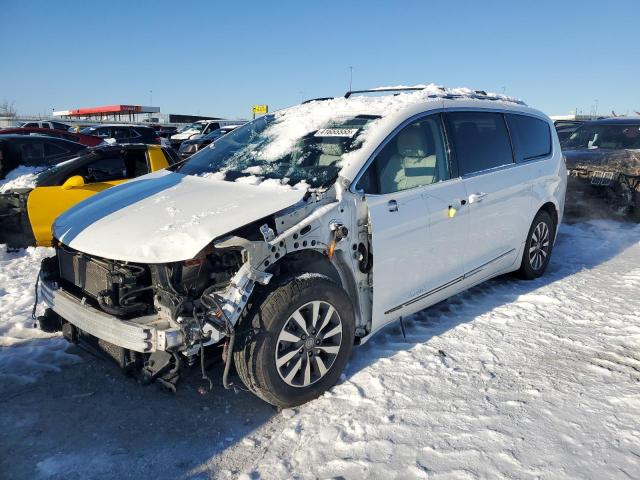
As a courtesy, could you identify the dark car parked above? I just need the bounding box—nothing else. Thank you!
[0,135,87,179]
[79,125,161,145]
[19,120,72,131]
[562,118,640,220]
[177,125,238,160]
[0,127,103,147]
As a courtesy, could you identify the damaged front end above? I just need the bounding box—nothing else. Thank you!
[37,186,365,391]
[564,149,640,220]
[0,188,36,248]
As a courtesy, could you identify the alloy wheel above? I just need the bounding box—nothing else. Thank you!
[275,300,343,388]
[529,221,550,271]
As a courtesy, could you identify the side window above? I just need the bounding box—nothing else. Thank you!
[20,142,45,164]
[506,114,551,162]
[44,142,69,156]
[447,112,514,175]
[23,122,38,128]
[85,157,127,182]
[123,150,149,177]
[356,114,450,194]
[112,127,132,139]
[93,128,111,138]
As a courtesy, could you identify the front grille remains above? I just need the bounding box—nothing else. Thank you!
[57,247,111,299]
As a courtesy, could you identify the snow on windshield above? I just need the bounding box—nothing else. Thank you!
[0,166,47,193]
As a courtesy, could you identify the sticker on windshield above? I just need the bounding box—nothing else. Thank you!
[314,128,359,138]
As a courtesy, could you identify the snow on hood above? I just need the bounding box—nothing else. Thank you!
[0,166,45,192]
[53,170,306,263]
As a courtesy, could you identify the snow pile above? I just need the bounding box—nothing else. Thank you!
[0,246,81,386]
[0,165,45,192]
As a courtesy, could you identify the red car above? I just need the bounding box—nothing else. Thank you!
[0,127,103,147]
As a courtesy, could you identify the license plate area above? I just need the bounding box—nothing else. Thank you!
[590,171,615,186]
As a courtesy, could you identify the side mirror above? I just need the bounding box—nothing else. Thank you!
[61,175,85,190]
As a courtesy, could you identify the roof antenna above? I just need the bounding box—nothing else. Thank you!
[349,66,353,91]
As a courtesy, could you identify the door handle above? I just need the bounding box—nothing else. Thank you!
[468,192,488,204]
[387,199,398,212]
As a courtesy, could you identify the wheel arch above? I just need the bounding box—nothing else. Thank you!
[266,249,364,334]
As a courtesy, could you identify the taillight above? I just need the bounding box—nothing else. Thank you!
[155,137,161,143]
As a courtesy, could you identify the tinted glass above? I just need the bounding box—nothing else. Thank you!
[507,114,551,161]
[112,127,132,139]
[447,112,513,175]
[85,157,126,182]
[20,141,45,164]
[123,150,149,177]
[564,123,640,150]
[44,142,68,156]
[357,114,450,194]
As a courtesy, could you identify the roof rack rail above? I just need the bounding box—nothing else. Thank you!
[344,86,443,98]
[344,86,526,106]
[302,97,335,104]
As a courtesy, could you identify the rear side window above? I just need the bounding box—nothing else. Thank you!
[20,141,45,164]
[85,156,127,182]
[44,142,69,156]
[447,112,514,176]
[507,114,551,162]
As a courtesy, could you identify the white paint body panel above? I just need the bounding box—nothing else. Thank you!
[53,170,305,263]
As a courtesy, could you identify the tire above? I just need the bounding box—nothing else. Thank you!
[516,210,555,280]
[233,273,355,408]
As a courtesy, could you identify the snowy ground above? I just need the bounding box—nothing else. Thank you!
[1,220,639,479]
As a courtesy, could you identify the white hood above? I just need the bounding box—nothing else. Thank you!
[53,170,306,263]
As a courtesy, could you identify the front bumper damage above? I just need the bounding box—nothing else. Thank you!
[40,278,183,353]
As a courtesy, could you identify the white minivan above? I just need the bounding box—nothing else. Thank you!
[38,85,566,407]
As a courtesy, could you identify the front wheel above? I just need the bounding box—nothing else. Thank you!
[233,273,355,408]
[517,210,555,280]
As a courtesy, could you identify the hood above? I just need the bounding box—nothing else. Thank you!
[53,170,306,263]
[563,148,640,175]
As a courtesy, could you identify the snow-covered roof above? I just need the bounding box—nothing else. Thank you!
[258,83,528,168]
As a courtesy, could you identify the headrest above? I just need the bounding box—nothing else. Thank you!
[317,140,344,157]
[397,124,433,157]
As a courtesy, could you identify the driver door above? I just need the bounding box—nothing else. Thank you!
[355,113,469,331]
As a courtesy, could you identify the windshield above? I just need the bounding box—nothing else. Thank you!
[564,123,640,150]
[177,114,378,188]
[177,122,204,133]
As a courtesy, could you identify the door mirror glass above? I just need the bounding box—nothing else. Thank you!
[61,175,85,190]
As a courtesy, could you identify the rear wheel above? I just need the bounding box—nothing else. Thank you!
[517,210,555,280]
[233,273,355,408]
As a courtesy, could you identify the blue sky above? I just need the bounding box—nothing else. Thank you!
[1,0,639,119]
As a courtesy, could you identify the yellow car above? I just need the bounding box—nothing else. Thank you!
[0,144,178,248]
